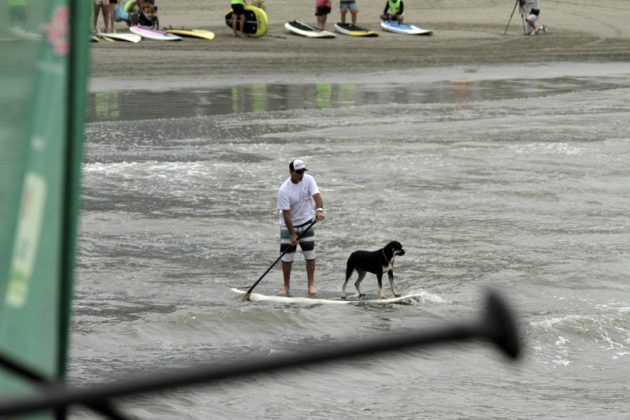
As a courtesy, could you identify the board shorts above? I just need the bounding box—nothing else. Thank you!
[315,0,331,16]
[527,8,540,22]
[231,3,245,16]
[280,220,316,263]
[340,0,358,13]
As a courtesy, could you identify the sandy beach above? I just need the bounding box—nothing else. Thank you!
[89,0,630,90]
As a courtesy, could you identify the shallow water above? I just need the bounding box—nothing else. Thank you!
[71,64,630,419]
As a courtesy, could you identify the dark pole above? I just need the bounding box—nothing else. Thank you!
[503,0,520,35]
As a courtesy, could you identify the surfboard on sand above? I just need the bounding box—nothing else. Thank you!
[97,32,142,43]
[165,28,215,40]
[284,20,336,38]
[334,22,378,37]
[231,288,422,305]
[225,4,269,37]
[130,25,182,41]
[380,20,432,36]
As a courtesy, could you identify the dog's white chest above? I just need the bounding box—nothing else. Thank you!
[385,255,396,271]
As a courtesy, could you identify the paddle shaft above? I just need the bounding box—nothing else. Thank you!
[243,219,317,299]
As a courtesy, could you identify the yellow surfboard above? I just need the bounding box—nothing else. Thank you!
[165,29,216,41]
[225,4,268,38]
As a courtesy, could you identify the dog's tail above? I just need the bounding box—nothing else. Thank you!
[345,260,354,281]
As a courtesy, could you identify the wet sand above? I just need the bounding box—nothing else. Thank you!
[89,0,630,90]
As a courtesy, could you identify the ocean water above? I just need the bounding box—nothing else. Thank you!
[71,64,630,419]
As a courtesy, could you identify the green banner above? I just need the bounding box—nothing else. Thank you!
[0,0,90,412]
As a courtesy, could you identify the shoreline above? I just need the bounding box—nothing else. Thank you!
[89,0,630,91]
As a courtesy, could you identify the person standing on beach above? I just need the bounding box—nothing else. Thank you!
[315,0,332,31]
[340,0,359,27]
[93,0,111,33]
[231,0,247,37]
[107,0,118,32]
[277,159,325,296]
[380,0,404,24]
[522,0,546,35]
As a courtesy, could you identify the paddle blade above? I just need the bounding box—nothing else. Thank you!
[482,290,521,360]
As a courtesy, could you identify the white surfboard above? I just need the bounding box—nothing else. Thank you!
[130,25,182,41]
[380,21,432,36]
[97,32,142,43]
[284,20,336,39]
[231,288,423,305]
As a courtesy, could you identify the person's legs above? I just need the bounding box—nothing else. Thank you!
[526,11,539,34]
[280,261,292,295]
[279,227,297,295]
[108,3,117,32]
[298,226,316,295]
[232,11,238,35]
[238,13,246,37]
[103,4,111,32]
[93,3,100,32]
[306,259,317,295]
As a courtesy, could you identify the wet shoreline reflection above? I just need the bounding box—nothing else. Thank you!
[87,76,629,122]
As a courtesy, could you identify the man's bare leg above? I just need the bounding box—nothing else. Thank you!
[306,259,317,295]
[279,261,292,295]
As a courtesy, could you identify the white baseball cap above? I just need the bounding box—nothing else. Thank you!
[289,159,308,173]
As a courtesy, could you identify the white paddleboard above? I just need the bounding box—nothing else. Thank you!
[232,288,423,305]
[130,25,182,41]
[284,20,336,39]
[334,22,378,37]
[380,21,432,36]
[97,32,142,43]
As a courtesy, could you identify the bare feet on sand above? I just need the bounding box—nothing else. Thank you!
[308,286,317,296]
[277,287,289,296]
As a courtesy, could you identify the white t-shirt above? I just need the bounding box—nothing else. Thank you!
[277,174,320,226]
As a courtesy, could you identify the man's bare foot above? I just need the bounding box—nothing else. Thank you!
[277,287,289,296]
[308,286,317,296]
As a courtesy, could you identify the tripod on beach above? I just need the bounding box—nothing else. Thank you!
[503,0,527,35]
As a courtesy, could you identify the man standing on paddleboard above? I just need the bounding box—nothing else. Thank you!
[277,159,325,296]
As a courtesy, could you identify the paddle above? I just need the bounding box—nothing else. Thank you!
[243,219,317,301]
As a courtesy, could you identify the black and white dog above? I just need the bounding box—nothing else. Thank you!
[341,241,406,299]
